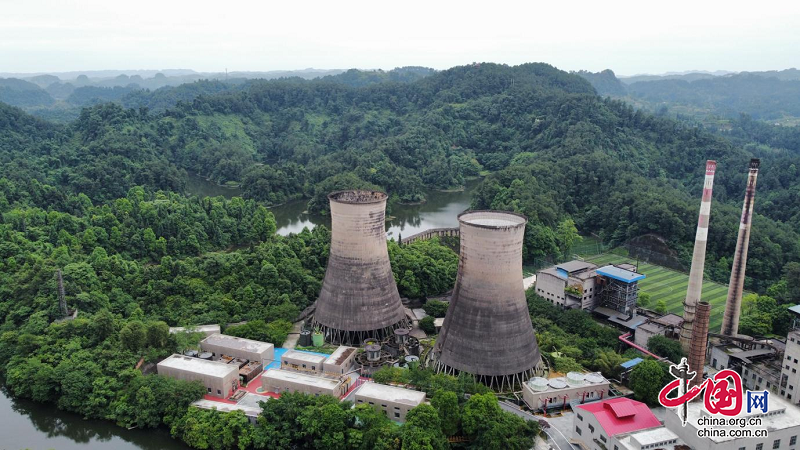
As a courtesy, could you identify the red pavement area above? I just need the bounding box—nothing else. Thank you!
[201,370,281,405]
[340,376,371,400]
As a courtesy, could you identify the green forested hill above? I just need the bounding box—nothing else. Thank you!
[2,63,799,292]
[2,62,800,449]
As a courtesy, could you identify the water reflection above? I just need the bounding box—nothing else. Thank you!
[184,172,481,238]
[1,387,187,450]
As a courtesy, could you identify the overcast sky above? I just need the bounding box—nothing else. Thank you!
[2,0,799,76]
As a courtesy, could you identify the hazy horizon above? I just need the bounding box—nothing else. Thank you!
[2,0,799,77]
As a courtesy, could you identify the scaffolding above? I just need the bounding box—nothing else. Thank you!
[599,278,639,315]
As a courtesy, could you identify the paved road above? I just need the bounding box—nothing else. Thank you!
[499,402,577,450]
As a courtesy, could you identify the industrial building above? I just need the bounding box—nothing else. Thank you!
[779,306,800,404]
[353,382,426,422]
[192,397,262,424]
[633,313,683,350]
[312,190,409,345]
[572,397,663,450]
[260,368,347,397]
[534,261,644,316]
[535,261,599,309]
[157,354,239,398]
[281,350,327,374]
[169,324,221,337]
[521,372,611,412]
[199,333,274,366]
[664,393,800,450]
[322,346,357,375]
[595,265,645,316]
[433,211,542,391]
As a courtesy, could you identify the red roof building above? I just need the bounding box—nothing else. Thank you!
[573,398,661,449]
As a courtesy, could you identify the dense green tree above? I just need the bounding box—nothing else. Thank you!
[647,335,684,363]
[430,390,460,436]
[629,359,669,405]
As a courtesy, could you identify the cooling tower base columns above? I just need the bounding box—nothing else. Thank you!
[310,319,411,346]
[433,360,543,392]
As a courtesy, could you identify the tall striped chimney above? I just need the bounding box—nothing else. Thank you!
[680,160,716,354]
[721,159,760,337]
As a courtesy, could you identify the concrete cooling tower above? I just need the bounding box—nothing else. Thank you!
[433,211,542,391]
[312,190,408,345]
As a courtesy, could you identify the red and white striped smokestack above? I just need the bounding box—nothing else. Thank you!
[679,160,716,353]
[721,159,760,337]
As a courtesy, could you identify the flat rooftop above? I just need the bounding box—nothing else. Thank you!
[169,324,220,334]
[616,427,680,449]
[324,346,356,366]
[201,333,274,353]
[355,382,426,406]
[597,265,645,283]
[192,399,261,416]
[283,350,327,364]
[679,393,800,441]
[556,260,597,274]
[262,369,342,389]
[158,354,238,378]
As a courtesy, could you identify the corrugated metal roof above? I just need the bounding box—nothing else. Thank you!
[606,401,637,418]
[597,265,645,283]
[576,398,660,436]
[620,357,643,369]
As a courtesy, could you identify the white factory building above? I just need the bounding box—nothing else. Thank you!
[535,260,599,310]
[261,368,347,397]
[664,393,800,450]
[353,382,426,422]
[281,350,327,374]
[157,354,239,398]
[522,372,611,412]
[199,333,274,366]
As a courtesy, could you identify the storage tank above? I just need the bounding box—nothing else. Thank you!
[299,330,312,347]
[433,211,542,391]
[312,190,408,344]
[527,377,549,392]
[566,372,585,386]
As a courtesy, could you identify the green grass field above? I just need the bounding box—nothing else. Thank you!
[585,253,732,332]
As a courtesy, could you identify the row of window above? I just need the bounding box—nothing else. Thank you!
[356,399,402,418]
[741,436,797,450]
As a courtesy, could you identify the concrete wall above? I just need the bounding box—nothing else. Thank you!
[535,271,567,307]
[157,357,238,398]
[572,409,610,450]
[781,330,800,401]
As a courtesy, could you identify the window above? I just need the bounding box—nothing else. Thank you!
[790,435,797,445]
[394,412,400,418]
[577,413,583,421]
[713,358,718,367]
[773,439,781,449]
[588,424,594,433]
[302,364,306,368]
[600,435,606,443]
[759,377,763,383]
[795,359,799,363]
[381,404,387,407]
[756,444,763,450]
[739,447,746,450]
[217,389,221,395]
[207,387,211,393]
[789,394,793,400]
[575,426,582,435]
[614,446,619,450]
[794,369,797,373]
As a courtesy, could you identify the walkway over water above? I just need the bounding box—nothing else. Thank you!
[400,227,459,244]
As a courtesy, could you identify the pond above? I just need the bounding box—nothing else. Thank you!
[0,387,187,450]
[186,173,482,238]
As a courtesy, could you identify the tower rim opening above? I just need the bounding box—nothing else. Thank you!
[458,210,527,230]
[327,189,388,205]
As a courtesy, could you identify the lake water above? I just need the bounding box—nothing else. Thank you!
[0,387,187,450]
[186,173,480,238]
